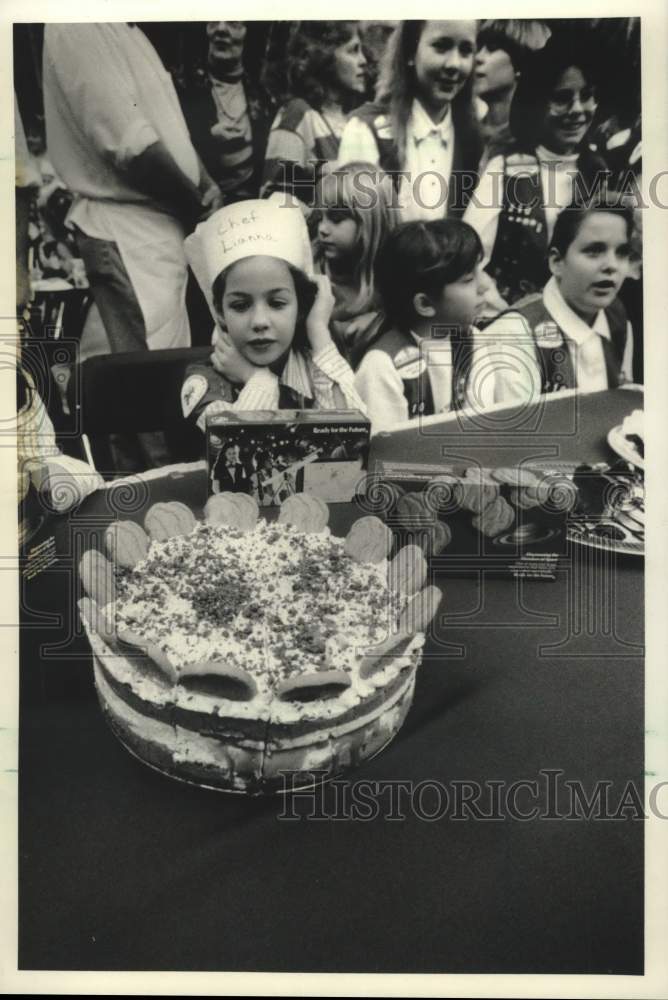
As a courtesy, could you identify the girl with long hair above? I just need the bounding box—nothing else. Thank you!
[338,20,483,221]
[261,21,367,208]
[473,19,551,168]
[464,32,611,310]
[312,162,398,367]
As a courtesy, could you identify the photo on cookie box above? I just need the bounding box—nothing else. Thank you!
[359,459,578,579]
[206,410,370,506]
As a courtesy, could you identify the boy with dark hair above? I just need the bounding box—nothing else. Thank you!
[354,218,513,433]
[483,197,635,399]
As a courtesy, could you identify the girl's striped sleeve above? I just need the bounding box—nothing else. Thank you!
[310,343,368,413]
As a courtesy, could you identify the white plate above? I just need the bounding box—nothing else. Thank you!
[607,424,644,470]
[567,518,644,556]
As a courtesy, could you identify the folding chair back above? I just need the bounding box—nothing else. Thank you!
[68,346,212,474]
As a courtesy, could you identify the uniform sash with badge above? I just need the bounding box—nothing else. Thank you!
[374,327,476,418]
[487,149,610,307]
[503,292,630,394]
[487,154,550,306]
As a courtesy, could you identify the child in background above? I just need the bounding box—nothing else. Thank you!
[181,198,366,431]
[338,20,482,222]
[354,219,510,434]
[313,161,398,368]
[261,21,368,208]
[473,19,551,168]
[464,33,610,311]
[482,197,635,400]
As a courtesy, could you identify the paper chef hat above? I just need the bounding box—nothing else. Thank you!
[184,197,314,316]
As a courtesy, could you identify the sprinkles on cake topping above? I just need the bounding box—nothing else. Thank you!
[110,519,402,693]
[79,498,440,793]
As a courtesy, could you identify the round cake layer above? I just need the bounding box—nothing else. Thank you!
[82,510,434,793]
[93,653,418,794]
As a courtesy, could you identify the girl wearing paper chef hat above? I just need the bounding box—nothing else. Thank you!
[181,198,367,430]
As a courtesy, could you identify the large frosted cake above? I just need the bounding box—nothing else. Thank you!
[78,494,440,794]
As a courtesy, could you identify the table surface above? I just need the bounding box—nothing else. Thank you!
[19,388,644,974]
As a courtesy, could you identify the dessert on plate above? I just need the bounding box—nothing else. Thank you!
[78,494,441,794]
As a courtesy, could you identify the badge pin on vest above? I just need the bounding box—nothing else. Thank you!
[534,322,561,348]
[394,346,428,381]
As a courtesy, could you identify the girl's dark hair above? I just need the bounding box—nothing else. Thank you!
[212,261,317,356]
[509,31,603,151]
[375,219,482,329]
[549,195,634,256]
[376,21,482,172]
[477,19,551,74]
[283,21,360,110]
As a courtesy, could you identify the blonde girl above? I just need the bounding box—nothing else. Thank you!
[313,161,398,367]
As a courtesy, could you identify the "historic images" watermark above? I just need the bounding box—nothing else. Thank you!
[277,769,665,822]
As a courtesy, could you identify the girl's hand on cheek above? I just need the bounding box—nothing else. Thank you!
[211,330,261,385]
[306,274,335,353]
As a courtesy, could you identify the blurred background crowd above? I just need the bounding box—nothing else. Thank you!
[14,18,642,477]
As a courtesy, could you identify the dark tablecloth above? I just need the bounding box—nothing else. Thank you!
[19,388,644,973]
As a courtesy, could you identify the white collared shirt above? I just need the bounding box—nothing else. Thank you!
[482,276,634,400]
[337,99,454,222]
[401,100,454,222]
[542,278,633,391]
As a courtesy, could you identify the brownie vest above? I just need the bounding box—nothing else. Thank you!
[183,361,314,427]
[505,293,629,393]
[487,149,610,306]
[372,328,474,418]
[351,103,481,217]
